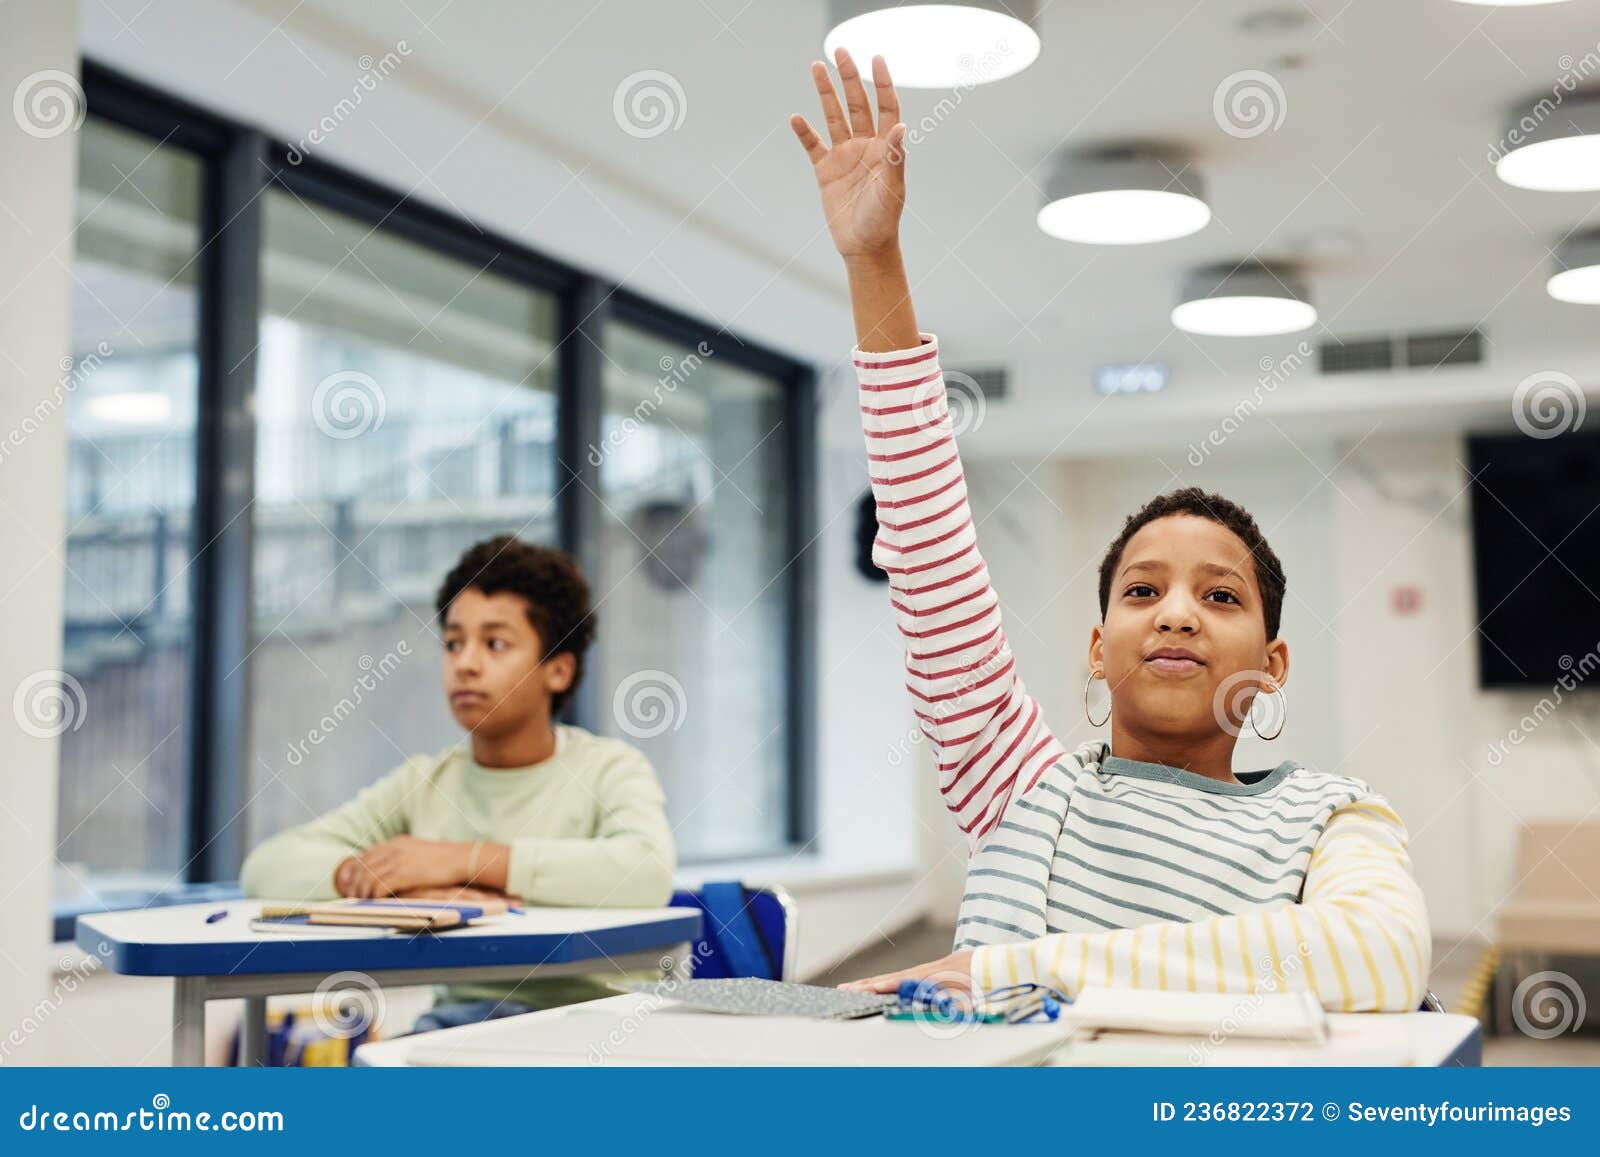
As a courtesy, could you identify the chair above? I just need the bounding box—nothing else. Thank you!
[1494,821,1600,1035]
[669,881,797,981]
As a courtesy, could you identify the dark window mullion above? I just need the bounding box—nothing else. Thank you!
[187,128,266,882]
[786,364,819,848]
[556,276,612,733]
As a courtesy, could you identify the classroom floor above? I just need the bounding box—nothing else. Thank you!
[814,920,1600,1067]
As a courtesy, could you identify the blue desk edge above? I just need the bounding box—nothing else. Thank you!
[75,907,704,977]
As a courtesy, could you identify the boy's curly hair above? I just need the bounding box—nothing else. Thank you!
[435,535,596,716]
[1096,487,1286,640]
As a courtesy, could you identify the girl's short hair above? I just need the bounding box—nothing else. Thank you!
[1096,487,1286,639]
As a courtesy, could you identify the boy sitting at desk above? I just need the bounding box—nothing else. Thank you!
[241,535,677,1033]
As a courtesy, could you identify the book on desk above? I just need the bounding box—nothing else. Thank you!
[252,898,508,934]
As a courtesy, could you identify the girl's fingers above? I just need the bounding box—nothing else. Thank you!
[839,971,902,993]
[811,60,852,146]
[834,46,876,138]
[871,55,900,132]
[790,114,827,165]
[871,54,900,138]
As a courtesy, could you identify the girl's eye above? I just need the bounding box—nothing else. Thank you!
[1126,584,1157,598]
[488,638,509,651]
[444,639,461,652]
[1206,589,1240,605]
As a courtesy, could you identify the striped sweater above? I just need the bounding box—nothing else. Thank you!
[856,333,1430,1012]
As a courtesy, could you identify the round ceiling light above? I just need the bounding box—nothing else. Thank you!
[1037,149,1212,245]
[1495,93,1600,192]
[1548,231,1600,304]
[823,2,1041,89]
[1173,262,1317,336]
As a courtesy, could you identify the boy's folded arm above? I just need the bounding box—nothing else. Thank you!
[970,796,1431,1012]
[502,754,676,908]
[239,759,421,900]
[855,335,1066,846]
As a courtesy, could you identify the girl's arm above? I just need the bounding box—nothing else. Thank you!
[845,796,1431,1012]
[793,51,1067,843]
[975,796,1431,1011]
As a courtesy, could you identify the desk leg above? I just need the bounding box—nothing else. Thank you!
[172,977,207,1067]
[240,996,269,1067]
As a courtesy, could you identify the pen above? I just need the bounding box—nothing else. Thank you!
[205,909,228,924]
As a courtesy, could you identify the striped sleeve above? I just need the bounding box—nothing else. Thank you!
[855,334,1066,846]
[968,795,1431,1012]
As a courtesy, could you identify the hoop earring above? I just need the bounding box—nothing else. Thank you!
[1083,670,1110,728]
[1251,683,1287,741]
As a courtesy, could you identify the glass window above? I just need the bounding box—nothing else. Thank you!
[55,118,203,893]
[246,190,560,845]
[595,319,794,858]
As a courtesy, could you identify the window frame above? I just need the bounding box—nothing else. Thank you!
[70,60,817,907]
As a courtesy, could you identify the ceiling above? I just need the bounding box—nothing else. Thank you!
[80,0,1600,457]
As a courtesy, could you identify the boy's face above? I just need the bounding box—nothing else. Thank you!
[441,588,574,736]
[1090,514,1289,743]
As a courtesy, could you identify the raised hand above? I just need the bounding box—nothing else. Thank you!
[790,49,907,261]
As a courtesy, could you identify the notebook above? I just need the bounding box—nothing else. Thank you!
[1064,987,1330,1043]
[255,899,493,932]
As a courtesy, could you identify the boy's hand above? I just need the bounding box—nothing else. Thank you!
[791,49,907,261]
[333,836,469,898]
[837,950,976,995]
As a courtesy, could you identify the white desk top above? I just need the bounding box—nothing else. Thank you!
[356,991,1078,1067]
[356,994,1480,1068]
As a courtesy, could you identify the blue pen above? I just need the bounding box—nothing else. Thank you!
[205,909,228,924]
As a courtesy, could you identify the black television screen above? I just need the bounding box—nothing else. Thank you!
[1468,430,1600,688]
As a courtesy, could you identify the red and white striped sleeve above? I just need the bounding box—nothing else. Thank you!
[855,333,1067,847]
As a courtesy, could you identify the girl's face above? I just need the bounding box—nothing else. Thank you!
[1090,514,1289,743]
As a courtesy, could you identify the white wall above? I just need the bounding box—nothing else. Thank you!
[0,0,78,1066]
[1330,433,1600,945]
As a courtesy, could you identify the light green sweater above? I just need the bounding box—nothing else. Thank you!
[239,724,676,1011]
